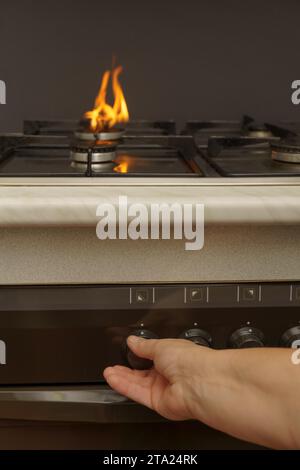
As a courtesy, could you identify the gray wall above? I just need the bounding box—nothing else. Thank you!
[0,0,299,132]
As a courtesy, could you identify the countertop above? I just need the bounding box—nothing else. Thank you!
[0,177,299,226]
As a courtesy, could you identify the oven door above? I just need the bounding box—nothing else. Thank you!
[0,385,261,449]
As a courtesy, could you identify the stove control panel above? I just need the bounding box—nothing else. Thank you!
[0,282,298,383]
[128,283,300,310]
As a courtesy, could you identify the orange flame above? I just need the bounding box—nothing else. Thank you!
[114,161,129,173]
[85,65,129,132]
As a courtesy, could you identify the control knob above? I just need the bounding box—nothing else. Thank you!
[229,327,264,349]
[126,329,158,370]
[281,326,300,348]
[179,328,212,347]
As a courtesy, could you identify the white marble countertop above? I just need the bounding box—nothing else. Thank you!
[0,177,300,226]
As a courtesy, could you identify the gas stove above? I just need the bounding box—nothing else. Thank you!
[0,117,299,430]
[0,117,300,180]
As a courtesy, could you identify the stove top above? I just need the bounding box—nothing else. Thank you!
[0,118,300,178]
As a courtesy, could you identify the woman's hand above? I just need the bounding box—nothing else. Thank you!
[103,336,216,421]
[104,337,300,449]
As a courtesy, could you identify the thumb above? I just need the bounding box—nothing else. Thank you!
[127,335,158,360]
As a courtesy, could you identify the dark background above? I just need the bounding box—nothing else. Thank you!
[0,0,299,132]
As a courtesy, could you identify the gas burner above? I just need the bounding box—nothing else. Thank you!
[242,116,273,139]
[243,125,273,139]
[70,139,117,166]
[70,125,125,170]
[74,128,125,141]
[271,139,300,163]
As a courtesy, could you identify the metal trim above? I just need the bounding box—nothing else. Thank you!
[0,386,162,423]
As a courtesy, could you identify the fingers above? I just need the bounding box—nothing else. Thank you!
[103,365,154,409]
[127,335,159,360]
[105,365,154,384]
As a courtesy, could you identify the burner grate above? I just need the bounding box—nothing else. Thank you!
[184,117,300,177]
[24,120,176,137]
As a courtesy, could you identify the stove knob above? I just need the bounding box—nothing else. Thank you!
[179,328,212,347]
[229,327,264,349]
[126,329,158,370]
[281,326,300,348]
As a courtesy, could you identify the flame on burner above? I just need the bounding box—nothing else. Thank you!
[114,161,129,174]
[84,65,129,132]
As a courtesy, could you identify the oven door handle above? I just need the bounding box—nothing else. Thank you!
[0,386,162,423]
